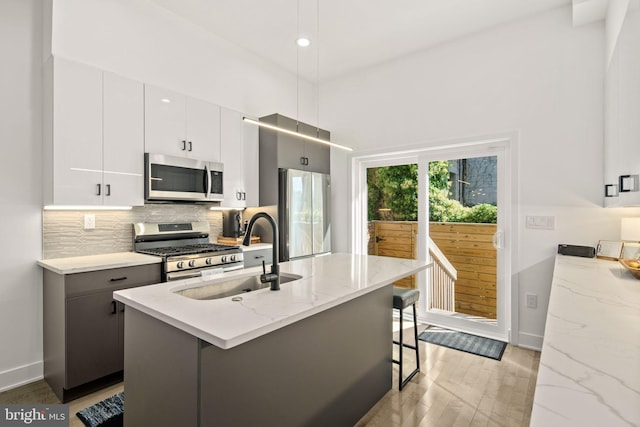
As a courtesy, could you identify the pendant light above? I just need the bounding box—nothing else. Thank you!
[242,0,352,152]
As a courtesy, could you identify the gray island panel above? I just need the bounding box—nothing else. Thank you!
[199,285,391,427]
[123,286,391,427]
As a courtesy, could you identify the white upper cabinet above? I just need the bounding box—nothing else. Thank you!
[144,85,221,162]
[44,57,144,206]
[220,108,259,208]
[604,10,640,207]
[103,72,144,206]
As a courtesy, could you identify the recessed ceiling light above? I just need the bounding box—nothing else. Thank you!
[296,37,310,47]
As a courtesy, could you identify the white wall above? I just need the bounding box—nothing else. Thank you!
[49,0,317,122]
[0,0,44,391]
[321,6,640,349]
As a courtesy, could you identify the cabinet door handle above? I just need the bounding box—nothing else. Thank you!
[242,192,246,200]
[109,276,127,282]
[300,157,305,165]
[188,141,193,152]
[105,184,111,196]
[236,191,241,200]
[96,184,101,196]
[181,140,187,150]
[111,301,117,314]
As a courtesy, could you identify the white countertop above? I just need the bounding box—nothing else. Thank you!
[114,253,432,349]
[240,243,273,252]
[38,252,162,274]
[530,255,640,427]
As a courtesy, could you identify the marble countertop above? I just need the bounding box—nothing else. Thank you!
[114,253,432,349]
[530,255,640,426]
[240,243,273,252]
[38,252,162,274]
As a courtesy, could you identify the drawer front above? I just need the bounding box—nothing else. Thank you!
[243,248,273,269]
[65,264,161,297]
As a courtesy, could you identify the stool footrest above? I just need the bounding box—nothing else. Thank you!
[393,340,417,350]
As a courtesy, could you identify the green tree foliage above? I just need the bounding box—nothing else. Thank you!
[367,161,497,223]
[368,164,418,221]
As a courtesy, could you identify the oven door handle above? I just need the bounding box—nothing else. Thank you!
[204,164,212,199]
[223,264,245,273]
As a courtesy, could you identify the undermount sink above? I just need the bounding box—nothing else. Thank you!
[174,272,303,300]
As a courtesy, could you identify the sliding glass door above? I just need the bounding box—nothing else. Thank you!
[355,138,512,342]
[417,142,510,341]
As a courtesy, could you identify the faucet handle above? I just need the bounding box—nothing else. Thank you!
[262,260,266,275]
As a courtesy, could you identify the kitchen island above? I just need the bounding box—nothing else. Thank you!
[114,253,431,427]
[530,255,640,426]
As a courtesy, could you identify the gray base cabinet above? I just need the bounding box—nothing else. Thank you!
[43,264,160,402]
[123,285,392,427]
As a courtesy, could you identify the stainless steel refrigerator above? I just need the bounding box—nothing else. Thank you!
[278,169,331,261]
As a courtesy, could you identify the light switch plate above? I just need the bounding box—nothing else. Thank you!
[526,293,538,309]
[83,214,95,230]
[525,215,555,230]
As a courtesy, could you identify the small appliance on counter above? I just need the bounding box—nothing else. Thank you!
[222,209,244,238]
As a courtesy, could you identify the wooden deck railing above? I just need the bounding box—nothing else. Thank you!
[427,237,457,312]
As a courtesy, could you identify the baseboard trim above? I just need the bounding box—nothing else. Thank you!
[518,332,543,351]
[0,361,43,393]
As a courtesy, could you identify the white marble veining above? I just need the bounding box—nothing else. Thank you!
[530,255,640,427]
[38,252,162,274]
[114,253,432,349]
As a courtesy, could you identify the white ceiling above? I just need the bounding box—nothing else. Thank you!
[149,0,572,83]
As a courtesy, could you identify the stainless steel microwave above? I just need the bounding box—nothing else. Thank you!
[145,153,224,202]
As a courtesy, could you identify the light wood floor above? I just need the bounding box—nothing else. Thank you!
[0,323,539,427]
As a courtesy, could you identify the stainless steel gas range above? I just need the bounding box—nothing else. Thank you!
[133,221,243,281]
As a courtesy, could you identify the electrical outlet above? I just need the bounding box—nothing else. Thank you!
[526,293,537,309]
[525,215,555,230]
[83,214,95,230]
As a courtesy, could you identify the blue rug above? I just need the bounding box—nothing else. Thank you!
[76,392,123,427]
[418,327,506,361]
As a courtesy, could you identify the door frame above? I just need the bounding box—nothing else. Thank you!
[351,132,518,343]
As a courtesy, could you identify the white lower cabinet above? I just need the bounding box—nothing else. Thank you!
[44,57,144,207]
[220,108,259,208]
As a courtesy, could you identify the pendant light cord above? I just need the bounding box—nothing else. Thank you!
[316,0,320,137]
[296,0,300,132]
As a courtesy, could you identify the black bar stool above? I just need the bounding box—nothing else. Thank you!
[392,287,420,390]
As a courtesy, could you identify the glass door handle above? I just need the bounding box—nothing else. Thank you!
[492,231,503,249]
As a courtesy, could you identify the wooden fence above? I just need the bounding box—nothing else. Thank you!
[368,221,497,319]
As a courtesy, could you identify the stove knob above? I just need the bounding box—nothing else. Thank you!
[205,258,212,265]
[177,261,184,269]
[189,260,196,267]
[230,255,236,262]
[221,256,227,263]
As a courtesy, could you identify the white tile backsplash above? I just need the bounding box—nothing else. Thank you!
[43,205,223,259]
